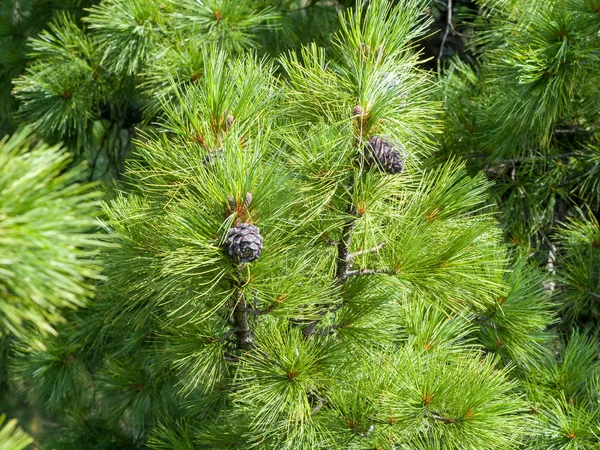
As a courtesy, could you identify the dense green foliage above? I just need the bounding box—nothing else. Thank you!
[0,0,599,449]
[0,414,32,450]
[0,129,107,340]
[437,0,600,325]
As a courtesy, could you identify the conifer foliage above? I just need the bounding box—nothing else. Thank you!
[0,414,32,450]
[1,0,600,449]
[0,129,106,339]
[438,0,600,327]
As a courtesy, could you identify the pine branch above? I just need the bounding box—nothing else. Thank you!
[219,328,238,342]
[430,412,455,424]
[348,241,386,260]
[335,181,359,287]
[476,318,501,331]
[234,304,276,317]
[554,127,596,135]
[438,0,453,71]
[224,352,240,362]
[308,391,324,414]
[233,292,254,351]
[303,176,357,337]
[315,324,342,335]
[345,268,397,277]
[588,291,600,300]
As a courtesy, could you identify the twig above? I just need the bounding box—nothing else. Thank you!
[253,295,258,324]
[469,153,578,163]
[438,0,453,71]
[555,127,595,135]
[538,230,557,291]
[329,303,345,313]
[348,241,386,260]
[510,159,516,181]
[308,391,324,414]
[301,309,329,337]
[235,304,275,316]
[219,328,238,342]
[335,189,359,286]
[224,351,240,362]
[430,412,455,424]
[476,318,500,331]
[311,398,324,414]
[346,268,397,278]
[316,324,341,336]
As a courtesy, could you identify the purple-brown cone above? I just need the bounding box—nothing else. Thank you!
[225,223,263,263]
[363,136,405,175]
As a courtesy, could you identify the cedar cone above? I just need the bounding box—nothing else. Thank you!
[224,223,263,263]
[363,136,405,174]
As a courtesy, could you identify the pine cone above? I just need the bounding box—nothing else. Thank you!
[225,223,263,263]
[353,105,365,117]
[363,136,405,175]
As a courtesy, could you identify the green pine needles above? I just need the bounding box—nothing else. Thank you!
[0,414,32,450]
[438,0,600,323]
[0,128,107,339]
[1,0,600,449]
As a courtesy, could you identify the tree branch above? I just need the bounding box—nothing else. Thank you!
[233,291,254,351]
[348,241,386,260]
[308,391,324,414]
[346,268,397,278]
[234,304,275,316]
[219,328,238,342]
[303,176,357,337]
[316,324,342,336]
[437,0,453,71]
[430,412,455,424]
[555,127,595,135]
[329,303,345,313]
[224,351,240,362]
[476,319,500,331]
[335,190,358,286]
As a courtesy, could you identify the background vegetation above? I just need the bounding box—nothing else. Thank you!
[1,0,599,448]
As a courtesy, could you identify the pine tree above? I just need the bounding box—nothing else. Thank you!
[0,0,94,136]
[0,128,107,448]
[5,0,343,182]
[1,0,600,449]
[0,129,107,340]
[437,0,600,324]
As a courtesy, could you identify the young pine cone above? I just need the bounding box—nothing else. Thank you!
[224,223,263,263]
[363,136,405,175]
[352,105,365,117]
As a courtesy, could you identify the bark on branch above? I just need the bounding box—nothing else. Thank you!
[345,268,397,278]
[430,412,455,424]
[233,292,254,351]
[303,177,357,337]
[335,202,358,286]
[348,241,386,260]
